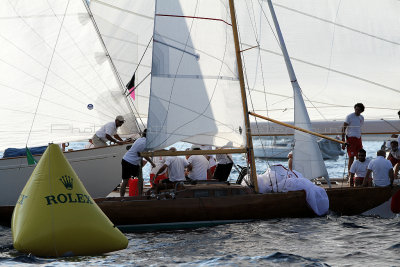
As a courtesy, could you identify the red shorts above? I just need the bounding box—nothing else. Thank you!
[346,136,363,157]
[207,165,216,180]
[150,173,168,187]
[388,154,400,167]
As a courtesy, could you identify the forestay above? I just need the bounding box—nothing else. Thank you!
[0,0,137,151]
[146,0,246,150]
[89,0,155,122]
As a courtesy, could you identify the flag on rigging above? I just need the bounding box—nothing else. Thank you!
[126,73,136,100]
[25,146,37,165]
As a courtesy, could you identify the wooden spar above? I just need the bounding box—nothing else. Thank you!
[249,112,346,145]
[140,148,247,158]
[228,0,259,193]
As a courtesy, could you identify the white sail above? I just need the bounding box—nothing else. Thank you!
[292,87,329,179]
[265,0,328,180]
[145,0,246,150]
[89,0,155,123]
[0,0,137,151]
[236,0,400,123]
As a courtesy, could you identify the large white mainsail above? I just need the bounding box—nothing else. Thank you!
[0,0,137,151]
[145,0,246,150]
[89,0,155,123]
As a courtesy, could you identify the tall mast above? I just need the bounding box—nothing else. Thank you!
[266,0,330,185]
[228,0,258,192]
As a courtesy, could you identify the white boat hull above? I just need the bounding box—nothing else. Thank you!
[0,145,128,206]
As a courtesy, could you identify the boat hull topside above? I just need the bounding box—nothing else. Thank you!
[0,145,128,206]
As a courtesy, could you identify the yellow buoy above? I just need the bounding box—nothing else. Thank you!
[12,144,128,257]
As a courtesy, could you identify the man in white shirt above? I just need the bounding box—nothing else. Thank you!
[92,115,126,147]
[341,103,365,173]
[120,129,155,196]
[153,147,189,193]
[363,150,394,187]
[349,149,370,187]
[187,146,209,181]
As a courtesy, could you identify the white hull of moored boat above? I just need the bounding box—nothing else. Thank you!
[0,145,128,206]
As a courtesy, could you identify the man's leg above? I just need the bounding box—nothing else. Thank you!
[394,163,400,179]
[348,156,355,173]
[120,179,129,197]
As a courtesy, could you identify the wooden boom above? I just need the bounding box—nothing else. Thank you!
[249,112,346,145]
[140,148,247,158]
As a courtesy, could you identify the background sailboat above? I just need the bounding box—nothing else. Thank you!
[0,0,139,205]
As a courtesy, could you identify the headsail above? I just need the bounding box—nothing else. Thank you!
[145,0,246,150]
[0,0,137,151]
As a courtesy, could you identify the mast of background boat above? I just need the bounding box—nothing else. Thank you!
[228,0,259,192]
[265,0,331,186]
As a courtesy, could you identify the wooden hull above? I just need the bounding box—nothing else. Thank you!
[1,185,398,230]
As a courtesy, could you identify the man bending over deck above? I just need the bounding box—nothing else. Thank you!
[153,147,189,193]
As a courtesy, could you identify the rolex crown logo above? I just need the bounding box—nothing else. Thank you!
[60,175,73,190]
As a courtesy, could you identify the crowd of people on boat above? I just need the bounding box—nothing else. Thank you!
[342,104,400,188]
[115,127,234,196]
[94,106,400,196]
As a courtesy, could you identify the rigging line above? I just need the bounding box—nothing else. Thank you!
[243,44,400,94]
[271,2,400,46]
[91,0,154,20]
[0,59,115,121]
[256,0,281,50]
[240,0,273,165]
[240,45,259,53]
[123,37,153,95]
[157,33,237,77]
[303,0,344,122]
[126,72,151,96]
[154,39,200,60]
[42,4,125,117]
[25,0,71,146]
[0,35,116,116]
[4,7,120,117]
[380,119,400,132]
[155,13,232,26]
[84,0,142,131]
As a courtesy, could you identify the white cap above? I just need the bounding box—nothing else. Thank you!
[115,115,125,122]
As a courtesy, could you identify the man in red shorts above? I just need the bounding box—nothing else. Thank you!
[341,103,365,175]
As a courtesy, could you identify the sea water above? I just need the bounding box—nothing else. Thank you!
[1,141,399,266]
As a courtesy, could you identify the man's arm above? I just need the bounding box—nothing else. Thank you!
[363,169,372,187]
[144,156,156,168]
[389,168,394,186]
[105,134,124,144]
[113,134,124,142]
[187,163,193,172]
[153,164,167,184]
[341,122,348,150]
